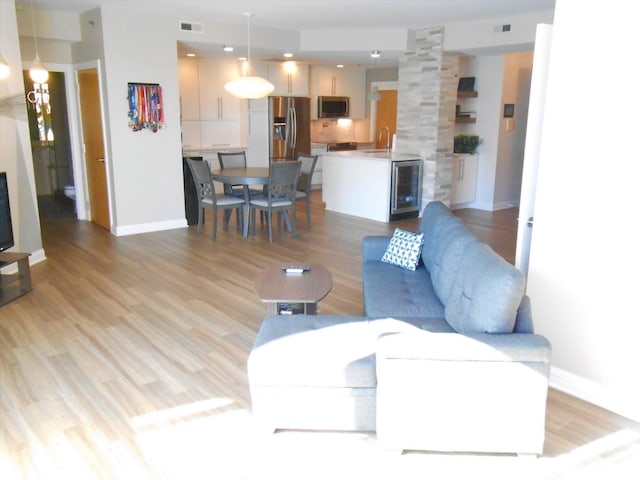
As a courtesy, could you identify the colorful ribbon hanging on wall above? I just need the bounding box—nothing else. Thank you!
[127,83,164,132]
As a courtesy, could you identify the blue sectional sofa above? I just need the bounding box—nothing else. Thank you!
[247,201,551,455]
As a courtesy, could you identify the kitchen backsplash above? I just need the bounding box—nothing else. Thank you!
[310,118,371,143]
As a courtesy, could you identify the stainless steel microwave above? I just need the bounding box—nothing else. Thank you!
[318,96,350,118]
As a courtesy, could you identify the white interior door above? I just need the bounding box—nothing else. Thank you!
[515,24,553,279]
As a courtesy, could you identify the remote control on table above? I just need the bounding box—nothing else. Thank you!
[282,266,311,274]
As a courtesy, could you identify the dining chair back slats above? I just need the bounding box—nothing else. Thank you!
[186,157,245,240]
[249,161,302,242]
[295,153,319,228]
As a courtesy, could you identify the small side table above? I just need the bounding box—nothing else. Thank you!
[0,252,32,306]
[254,263,333,316]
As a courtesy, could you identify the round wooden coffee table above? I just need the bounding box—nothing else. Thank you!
[254,263,333,316]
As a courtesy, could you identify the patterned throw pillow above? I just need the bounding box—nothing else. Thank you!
[381,228,425,271]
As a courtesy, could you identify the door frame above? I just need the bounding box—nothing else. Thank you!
[369,81,398,141]
[73,59,113,231]
[20,60,87,219]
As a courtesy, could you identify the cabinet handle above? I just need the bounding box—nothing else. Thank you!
[332,76,336,95]
[288,73,292,93]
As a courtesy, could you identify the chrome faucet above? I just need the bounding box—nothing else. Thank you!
[379,126,391,152]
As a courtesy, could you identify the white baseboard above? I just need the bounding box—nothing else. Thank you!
[113,219,188,237]
[550,366,640,423]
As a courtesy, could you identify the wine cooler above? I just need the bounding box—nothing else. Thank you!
[390,159,422,220]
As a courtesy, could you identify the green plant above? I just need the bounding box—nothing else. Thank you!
[453,134,482,154]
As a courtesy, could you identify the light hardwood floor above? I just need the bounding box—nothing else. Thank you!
[1,191,639,479]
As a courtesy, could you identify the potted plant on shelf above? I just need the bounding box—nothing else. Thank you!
[454,134,482,154]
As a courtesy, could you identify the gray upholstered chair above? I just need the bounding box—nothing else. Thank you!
[186,158,245,240]
[217,150,263,198]
[249,161,301,242]
[294,153,319,228]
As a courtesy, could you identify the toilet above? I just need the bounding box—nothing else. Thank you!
[63,185,75,200]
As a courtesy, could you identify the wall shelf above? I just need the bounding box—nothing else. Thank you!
[455,117,476,124]
[457,90,478,98]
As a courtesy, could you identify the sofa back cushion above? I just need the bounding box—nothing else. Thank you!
[429,224,478,305]
[445,242,526,334]
[420,202,466,273]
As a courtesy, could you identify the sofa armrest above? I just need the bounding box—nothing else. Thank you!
[376,330,551,364]
[375,330,551,455]
[362,236,391,262]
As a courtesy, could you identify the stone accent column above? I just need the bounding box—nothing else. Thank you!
[396,27,458,209]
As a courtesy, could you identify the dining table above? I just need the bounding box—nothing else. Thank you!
[211,167,270,237]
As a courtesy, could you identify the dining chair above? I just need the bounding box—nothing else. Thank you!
[217,150,264,197]
[186,157,245,240]
[294,153,319,228]
[249,161,302,242]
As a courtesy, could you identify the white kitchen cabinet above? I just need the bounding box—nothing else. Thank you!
[450,153,478,206]
[178,58,200,121]
[178,57,246,148]
[267,62,309,96]
[310,144,327,188]
[197,59,243,121]
[310,66,365,119]
[247,98,269,168]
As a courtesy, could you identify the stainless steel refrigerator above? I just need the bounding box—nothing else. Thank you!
[269,96,311,162]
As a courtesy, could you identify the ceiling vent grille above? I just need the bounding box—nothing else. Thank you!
[179,21,204,33]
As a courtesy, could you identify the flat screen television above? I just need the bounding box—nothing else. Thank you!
[0,172,15,252]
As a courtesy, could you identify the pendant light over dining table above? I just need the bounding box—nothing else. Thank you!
[224,13,274,99]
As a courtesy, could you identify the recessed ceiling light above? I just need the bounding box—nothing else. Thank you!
[186,53,196,57]
[283,52,293,58]
[371,50,381,58]
[223,45,234,52]
[336,64,344,68]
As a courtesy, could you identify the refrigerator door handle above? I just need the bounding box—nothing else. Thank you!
[291,107,297,150]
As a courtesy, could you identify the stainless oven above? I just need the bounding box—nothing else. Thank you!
[390,160,422,220]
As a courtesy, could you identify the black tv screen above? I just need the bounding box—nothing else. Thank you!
[0,172,15,252]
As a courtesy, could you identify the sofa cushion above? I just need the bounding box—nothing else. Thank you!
[248,315,377,388]
[381,228,424,271]
[362,261,445,318]
[429,223,478,306]
[445,242,526,334]
[421,206,466,274]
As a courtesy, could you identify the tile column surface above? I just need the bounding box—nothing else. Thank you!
[396,27,458,210]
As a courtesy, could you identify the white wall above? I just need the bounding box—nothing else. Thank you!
[494,52,532,209]
[527,0,640,421]
[93,6,186,235]
[0,0,44,259]
[466,55,504,210]
[444,11,554,54]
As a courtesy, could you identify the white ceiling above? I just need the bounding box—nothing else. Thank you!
[16,0,556,65]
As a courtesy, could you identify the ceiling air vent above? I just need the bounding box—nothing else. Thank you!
[179,21,204,33]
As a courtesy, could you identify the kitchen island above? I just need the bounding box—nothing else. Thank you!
[322,150,423,223]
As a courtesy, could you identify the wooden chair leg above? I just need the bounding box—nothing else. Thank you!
[305,198,312,228]
[266,209,273,242]
[197,207,203,234]
[290,207,299,239]
[212,209,218,240]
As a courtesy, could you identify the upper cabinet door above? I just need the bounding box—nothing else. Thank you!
[309,66,365,119]
[178,58,200,121]
[266,62,309,96]
[197,59,243,121]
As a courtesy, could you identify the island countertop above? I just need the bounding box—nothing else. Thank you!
[322,150,422,162]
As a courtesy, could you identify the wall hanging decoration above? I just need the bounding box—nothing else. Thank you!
[127,82,164,132]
